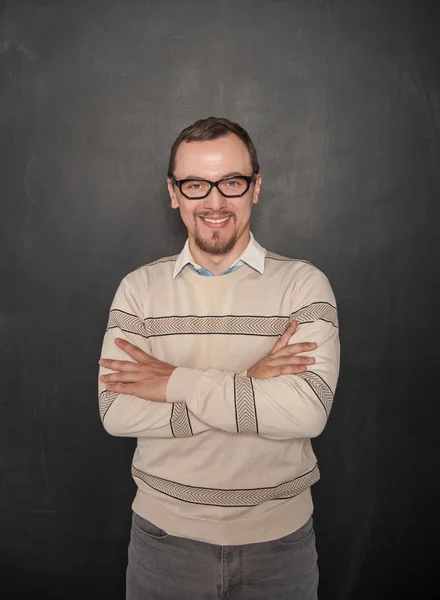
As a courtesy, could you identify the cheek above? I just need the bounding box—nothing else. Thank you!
[234,201,252,221]
[180,205,197,227]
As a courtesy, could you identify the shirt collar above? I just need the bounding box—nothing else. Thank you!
[172,231,266,279]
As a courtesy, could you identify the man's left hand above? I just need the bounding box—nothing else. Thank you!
[99,338,176,402]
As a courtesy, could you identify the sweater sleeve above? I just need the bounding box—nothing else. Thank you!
[166,265,340,441]
[98,274,174,438]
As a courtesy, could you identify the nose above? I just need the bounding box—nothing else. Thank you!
[201,186,228,211]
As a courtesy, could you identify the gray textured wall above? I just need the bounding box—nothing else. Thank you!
[1,1,439,598]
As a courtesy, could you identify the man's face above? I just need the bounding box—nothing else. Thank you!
[167,134,262,256]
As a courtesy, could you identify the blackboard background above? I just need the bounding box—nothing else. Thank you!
[1,0,439,598]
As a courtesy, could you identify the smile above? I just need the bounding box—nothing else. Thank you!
[199,215,232,229]
[200,216,231,223]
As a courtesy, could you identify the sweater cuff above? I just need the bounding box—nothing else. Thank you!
[166,367,204,403]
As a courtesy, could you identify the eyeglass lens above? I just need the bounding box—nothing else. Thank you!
[180,177,250,198]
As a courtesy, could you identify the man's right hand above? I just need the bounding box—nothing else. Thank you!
[247,320,317,379]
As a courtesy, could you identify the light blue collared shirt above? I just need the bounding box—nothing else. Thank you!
[172,231,266,279]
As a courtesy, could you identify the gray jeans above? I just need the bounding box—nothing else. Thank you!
[126,512,319,600]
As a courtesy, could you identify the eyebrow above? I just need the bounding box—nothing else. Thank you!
[180,172,249,180]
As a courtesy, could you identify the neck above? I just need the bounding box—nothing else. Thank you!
[189,230,251,276]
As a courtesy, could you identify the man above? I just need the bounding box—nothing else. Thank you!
[98,117,340,600]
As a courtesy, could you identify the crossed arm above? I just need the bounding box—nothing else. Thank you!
[98,270,340,441]
[99,320,315,401]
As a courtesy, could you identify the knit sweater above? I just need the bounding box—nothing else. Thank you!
[98,236,340,545]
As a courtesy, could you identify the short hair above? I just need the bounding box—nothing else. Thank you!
[167,117,260,177]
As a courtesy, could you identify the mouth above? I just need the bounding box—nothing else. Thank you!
[198,215,232,229]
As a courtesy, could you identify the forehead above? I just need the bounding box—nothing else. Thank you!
[174,134,252,178]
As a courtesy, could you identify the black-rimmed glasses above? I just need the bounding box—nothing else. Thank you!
[170,174,255,199]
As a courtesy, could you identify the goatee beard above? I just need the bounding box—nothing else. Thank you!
[193,215,237,256]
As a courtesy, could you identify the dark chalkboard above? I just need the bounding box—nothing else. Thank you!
[1,0,439,598]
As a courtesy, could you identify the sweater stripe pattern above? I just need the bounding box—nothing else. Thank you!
[98,243,340,545]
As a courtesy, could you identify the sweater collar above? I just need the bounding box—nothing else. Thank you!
[173,231,266,280]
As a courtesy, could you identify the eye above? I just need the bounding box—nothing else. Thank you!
[181,180,209,194]
[224,178,245,188]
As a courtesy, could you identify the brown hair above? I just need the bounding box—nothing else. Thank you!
[167,116,260,177]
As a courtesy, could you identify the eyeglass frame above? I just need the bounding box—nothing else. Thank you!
[169,173,256,200]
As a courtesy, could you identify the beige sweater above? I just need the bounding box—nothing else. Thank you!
[98,244,340,545]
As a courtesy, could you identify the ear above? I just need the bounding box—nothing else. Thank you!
[252,174,262,205]
[167,178,179,209]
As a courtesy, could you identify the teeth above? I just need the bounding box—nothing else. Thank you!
[201,217,230,223]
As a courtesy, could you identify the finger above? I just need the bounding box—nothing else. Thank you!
[271,320,298,354]
[99,358,140,371]
[255,364,308,379]
[114,338,150,362]
[270,342,317,359]
[278,364,309,375]
[100,372,142,383]
[105,382,139,394]
[266,356,316,367]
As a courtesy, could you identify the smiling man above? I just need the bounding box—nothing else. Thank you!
[167,131,261,271]
[98,117,340,600]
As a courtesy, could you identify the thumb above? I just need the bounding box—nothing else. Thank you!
[271,320,298,354]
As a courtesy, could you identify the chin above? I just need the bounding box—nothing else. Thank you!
[194,231,238,256]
